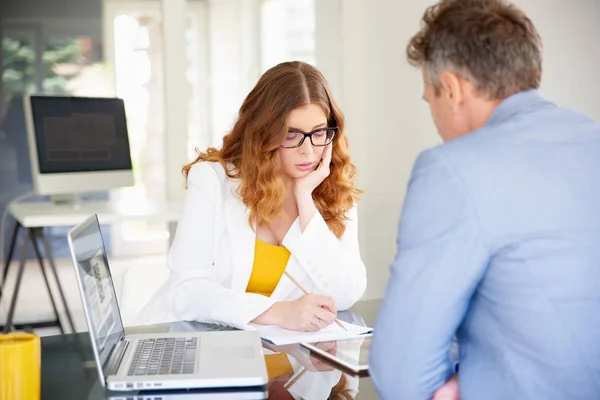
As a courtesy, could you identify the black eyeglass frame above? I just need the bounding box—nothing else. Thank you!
[280,127,338,149]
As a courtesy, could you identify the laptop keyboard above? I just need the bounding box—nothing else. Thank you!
[128,337,198,376]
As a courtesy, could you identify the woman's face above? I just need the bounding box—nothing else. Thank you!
[278,104,329,181]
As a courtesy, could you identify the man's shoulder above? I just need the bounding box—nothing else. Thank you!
[439,102,600,157]
[417,124,522,190]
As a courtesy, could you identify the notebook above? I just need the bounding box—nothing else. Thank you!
[251,320,372,345]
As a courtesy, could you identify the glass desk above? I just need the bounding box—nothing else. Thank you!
[41,300,381,400]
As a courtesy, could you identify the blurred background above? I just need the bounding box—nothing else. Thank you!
[0,0,599,334]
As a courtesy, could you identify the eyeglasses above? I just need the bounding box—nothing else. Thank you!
[280,127,338,149]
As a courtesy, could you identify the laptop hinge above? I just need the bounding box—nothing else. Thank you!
[105,337,130,376]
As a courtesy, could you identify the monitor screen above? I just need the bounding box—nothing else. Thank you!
[29,96,132,174]
[69,215,124,370]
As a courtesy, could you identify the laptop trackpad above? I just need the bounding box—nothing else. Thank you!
[197,332,262,379]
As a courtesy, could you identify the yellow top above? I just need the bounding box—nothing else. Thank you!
[245,239,291,297]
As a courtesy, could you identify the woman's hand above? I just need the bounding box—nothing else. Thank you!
[294,143,332,198]
[253,294,337,331]
[294,144,333,231]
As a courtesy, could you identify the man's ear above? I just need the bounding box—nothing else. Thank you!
[439,70,465,114]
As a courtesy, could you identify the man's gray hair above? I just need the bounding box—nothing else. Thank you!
[408,0,543,100]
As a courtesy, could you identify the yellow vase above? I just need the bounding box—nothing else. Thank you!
[0,332,41,400]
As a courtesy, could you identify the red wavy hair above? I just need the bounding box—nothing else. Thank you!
[183,61,361,238]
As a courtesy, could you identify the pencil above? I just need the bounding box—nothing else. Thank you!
[283,270,347,331]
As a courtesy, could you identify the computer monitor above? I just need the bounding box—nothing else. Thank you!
[23,95,134,202]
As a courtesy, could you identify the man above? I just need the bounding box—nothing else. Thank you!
[369,0,600,399]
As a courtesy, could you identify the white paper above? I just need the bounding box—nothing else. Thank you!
[251,320,373,345]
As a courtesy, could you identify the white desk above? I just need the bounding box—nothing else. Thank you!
[9,199,183,228]
[1,199,182,334]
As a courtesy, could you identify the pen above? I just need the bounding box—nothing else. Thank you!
[283,271,347,331]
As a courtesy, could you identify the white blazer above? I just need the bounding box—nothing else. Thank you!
[137,161,367,329]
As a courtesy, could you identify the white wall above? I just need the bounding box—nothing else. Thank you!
[206,0,261,147]
[328,0,600,299]
[331,0,439,299]
[518,0,600,121]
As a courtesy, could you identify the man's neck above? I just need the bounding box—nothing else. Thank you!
[467,97,503,133]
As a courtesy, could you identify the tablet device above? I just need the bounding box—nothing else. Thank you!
[299,334,372,376]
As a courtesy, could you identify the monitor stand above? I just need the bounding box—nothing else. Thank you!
[50,193,82,207]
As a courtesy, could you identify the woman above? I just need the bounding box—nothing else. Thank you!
[139,61,366,331]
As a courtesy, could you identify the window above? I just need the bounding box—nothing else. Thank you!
[260,0,316,72]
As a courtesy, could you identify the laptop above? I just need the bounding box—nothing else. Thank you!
[67,214,268,392]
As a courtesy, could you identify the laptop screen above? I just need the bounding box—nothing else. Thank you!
[68,214,124,373]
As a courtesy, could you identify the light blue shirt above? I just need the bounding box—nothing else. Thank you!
[370,90,600,400]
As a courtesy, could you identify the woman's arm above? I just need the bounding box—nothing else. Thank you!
[284,144,367,310]
[165,163,276,328]
[282,205,366,310]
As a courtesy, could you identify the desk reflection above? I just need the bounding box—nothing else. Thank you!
[264,341,358,400]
